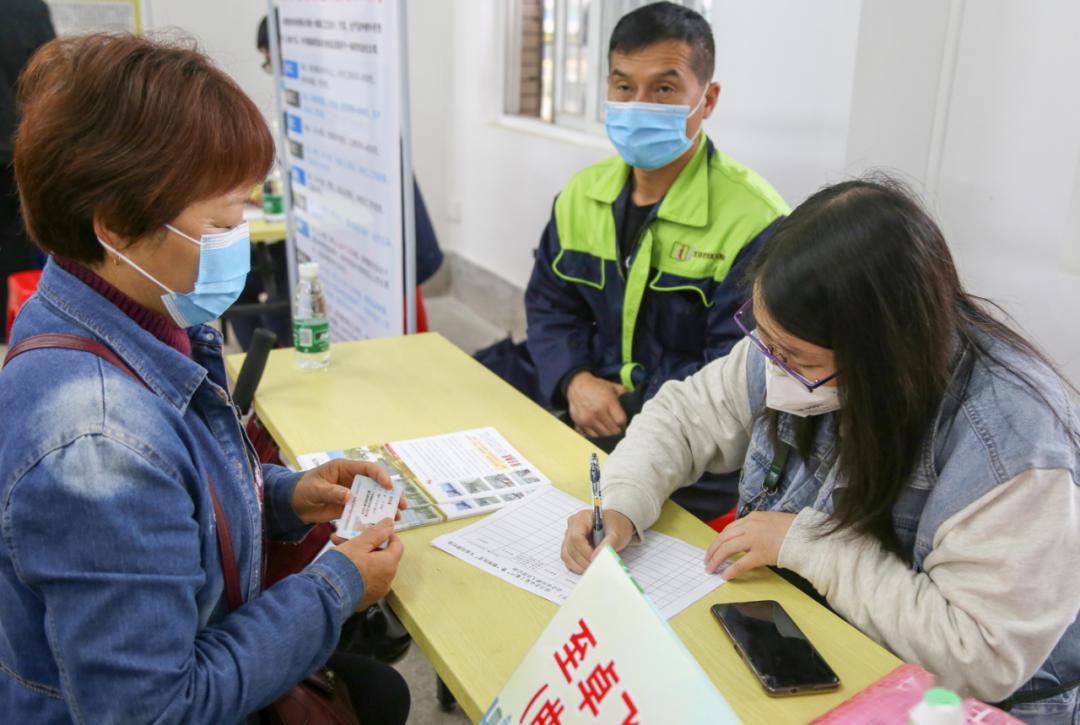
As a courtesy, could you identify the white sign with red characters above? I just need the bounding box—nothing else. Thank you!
[479,545,738,725]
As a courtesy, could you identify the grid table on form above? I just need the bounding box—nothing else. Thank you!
[432,486,726,619]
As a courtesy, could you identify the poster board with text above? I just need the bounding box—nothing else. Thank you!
[277,0,408,340]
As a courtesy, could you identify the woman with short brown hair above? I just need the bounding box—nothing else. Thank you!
[0,33,409,723]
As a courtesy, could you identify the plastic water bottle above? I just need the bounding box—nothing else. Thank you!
[908,687,964,725]
[293,262,330,369]
[262,161,285,221]
[263,120,285,221]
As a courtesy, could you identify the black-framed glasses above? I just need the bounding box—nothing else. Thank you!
[733,300,839,392]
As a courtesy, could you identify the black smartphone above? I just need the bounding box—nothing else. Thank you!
[711,601,840,696]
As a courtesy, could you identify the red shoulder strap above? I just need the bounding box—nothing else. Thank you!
[207,478,244,611]
[3,333,148,389]
[3,333,244,611]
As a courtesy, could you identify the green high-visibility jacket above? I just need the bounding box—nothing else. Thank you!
[525,136,789,406]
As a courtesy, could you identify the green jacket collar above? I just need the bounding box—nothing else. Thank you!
[584,134,712,229]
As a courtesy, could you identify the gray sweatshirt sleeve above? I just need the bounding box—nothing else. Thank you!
[602,338,754,537]
[778,468,1080,702]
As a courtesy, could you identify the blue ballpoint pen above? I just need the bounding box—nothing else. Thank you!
[590,453,604,547]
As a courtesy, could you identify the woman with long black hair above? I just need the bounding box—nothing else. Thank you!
[561,177,1080,722]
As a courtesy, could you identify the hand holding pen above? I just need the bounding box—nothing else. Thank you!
[590,452,604,547]
[560,451,636,574]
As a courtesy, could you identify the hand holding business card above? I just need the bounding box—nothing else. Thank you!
[337,475,404,546]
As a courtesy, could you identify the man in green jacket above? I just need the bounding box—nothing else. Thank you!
[524,2,788,520]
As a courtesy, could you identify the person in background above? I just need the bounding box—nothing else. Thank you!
[523,2,788,521]
[562,177,1080,723]
[0,0,55,339]
[236,16,444,351]
[0,34,409,723]
[256,14,276,74]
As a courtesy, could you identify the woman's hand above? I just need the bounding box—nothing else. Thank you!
[561,508,635,574]
[705,511,797,579]
[333,520,405,610]
[291,459,406,525]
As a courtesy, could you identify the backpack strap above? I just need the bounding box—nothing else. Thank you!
[3,333,244,610]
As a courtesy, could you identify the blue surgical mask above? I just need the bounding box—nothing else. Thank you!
[98,222,251,327]
[605,92,707,170]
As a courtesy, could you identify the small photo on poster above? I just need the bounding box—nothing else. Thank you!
[437,482,465,499]
[510,469,542,486]
[486,474,515,490]
[461,478,490,494]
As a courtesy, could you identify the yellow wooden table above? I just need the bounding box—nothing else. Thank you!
[248,217,286,244]
[227,333,901,723]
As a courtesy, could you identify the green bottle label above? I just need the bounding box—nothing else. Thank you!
[294,319,330,353]
[263,194,284,215]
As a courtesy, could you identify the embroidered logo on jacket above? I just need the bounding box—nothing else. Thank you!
[670,242,724,262]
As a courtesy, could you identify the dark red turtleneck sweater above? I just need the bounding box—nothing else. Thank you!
[55,257,192,357]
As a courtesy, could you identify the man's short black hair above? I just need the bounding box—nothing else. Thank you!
[608,2,715,83]
[257,16,268,52]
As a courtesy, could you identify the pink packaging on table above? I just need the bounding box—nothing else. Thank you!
[810,664,1025,724]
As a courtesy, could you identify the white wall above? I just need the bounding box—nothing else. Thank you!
[406,0,1079,383]
[843,0,955,181]
[143,0,276,122]
[935,0,1080,383]
[408,0,863,290]
[432,1,612,288]
[706,0,862,202]
[844,0,1080,383]
[167,0,1078,383]
[405,0,454,241]
[147,0,453,218]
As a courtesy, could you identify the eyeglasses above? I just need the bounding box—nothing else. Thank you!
[733,300,839,392]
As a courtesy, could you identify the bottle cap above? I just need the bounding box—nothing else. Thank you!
[924,689,962,707]
[299,262,320,279]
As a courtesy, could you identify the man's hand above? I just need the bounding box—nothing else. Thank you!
[332,519,405,610]
[567,371,627,438]
[560,508,635,574]
[291,459,407,525]
[704,511,797,579]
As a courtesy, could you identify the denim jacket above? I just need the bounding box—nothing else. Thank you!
[0,260,366,723]
[739,336,1080,722]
